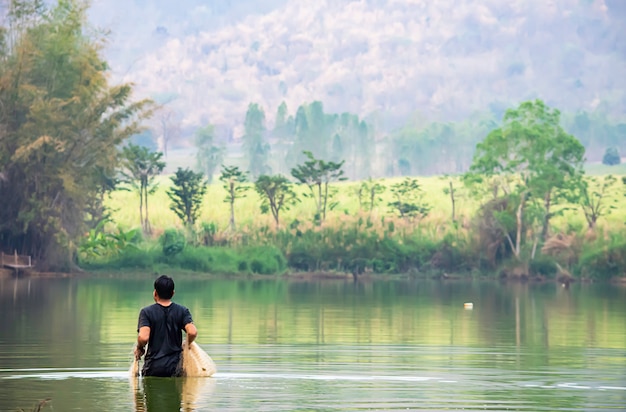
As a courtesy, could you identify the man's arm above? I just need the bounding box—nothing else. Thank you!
[184,323,197,346]
[134,326,150,359]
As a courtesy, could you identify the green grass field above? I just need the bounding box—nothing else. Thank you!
[106,173,626,237]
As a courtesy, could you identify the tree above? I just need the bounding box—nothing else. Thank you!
[388,178,430,221]
[119,144,165,234]
[602,147,621,166]
[466,100,585,258]
[441,175,465,222]
[167,167,207,227]
[0,0,150,269]
[291,151,347,223]
[219,165,249,231]
[154,106,181,158]
[272,101,294,174]
[254,175,298,228]
[194,124,223,183]
[576,175,618,229]
[357,178,386,216]
[243,103,270,179]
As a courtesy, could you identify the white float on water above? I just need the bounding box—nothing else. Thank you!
[463,302,474,309]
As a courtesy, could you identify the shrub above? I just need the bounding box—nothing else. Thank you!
[602,147,621,166]
[529,254,557,278]
[241,245,287,274]
[160,229,186,256]
[577,236,626,280]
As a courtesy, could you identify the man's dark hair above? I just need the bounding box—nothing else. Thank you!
[154,275,175,299]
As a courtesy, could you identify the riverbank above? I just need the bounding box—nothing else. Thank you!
[4,265,626,285]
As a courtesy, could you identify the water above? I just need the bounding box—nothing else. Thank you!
[0,276,625,411]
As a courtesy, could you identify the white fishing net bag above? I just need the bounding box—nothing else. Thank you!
[182,341,217,377]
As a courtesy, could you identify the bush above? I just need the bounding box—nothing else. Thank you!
[241,245,287,275]
[602,147,621,166]
[577,236,626,280]
[529,254,557,278]
[160,229,186,256]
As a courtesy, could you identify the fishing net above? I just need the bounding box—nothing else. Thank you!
[182,341,217,377]
[129,342,216,378]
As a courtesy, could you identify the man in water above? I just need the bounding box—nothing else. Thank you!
[134,275,198,377]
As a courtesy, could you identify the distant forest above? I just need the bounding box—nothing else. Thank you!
[138,100,626,179]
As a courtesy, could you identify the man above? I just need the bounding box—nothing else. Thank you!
[134,275,198,377]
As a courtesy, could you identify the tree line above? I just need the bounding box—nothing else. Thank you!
[188,101,624,182]
[1,0,625,275]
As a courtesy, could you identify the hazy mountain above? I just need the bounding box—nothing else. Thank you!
[89,0,626,133]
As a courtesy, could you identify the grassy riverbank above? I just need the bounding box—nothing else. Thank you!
[76,172,626,282]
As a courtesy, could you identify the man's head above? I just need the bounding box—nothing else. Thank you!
[154,275,175,300]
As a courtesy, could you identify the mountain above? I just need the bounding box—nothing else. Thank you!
[89,0,626,133]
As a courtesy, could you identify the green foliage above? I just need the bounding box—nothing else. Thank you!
[291,150,347,223]
[198,222,218,246]
[577,234,626,280]
[241,245,287,274]
[243,103,270,179]
[0,0,150,269]
[194,124,224,183]
[574,175,619,229]
[465,100,586,258]
[159,229,186,257]
[602,147,621,166]
[528,254,557,278]
[254,174,299,228]
[357,178,386,214]
[220,165,250,231]
[283,102,373,179]
[119,144,165,233]
[388,177,430,220]
[167,167,207,226]
[78,221,141,262]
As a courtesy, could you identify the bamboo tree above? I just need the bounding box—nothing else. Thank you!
[0,0,150,269]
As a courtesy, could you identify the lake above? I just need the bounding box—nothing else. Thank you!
[0,276,625,411]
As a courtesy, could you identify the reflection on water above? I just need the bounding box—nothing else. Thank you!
[0,277,625,411]
[131,376,217,412]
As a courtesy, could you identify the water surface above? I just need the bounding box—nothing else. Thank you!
[0,277,624,411]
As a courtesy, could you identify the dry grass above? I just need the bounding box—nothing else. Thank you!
[106,174,626,239]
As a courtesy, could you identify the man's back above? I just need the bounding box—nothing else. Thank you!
[138,302,193,377]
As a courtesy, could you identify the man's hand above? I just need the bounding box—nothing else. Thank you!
[134,345,145,360]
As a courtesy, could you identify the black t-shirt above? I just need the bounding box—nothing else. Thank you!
[137,302,193,376]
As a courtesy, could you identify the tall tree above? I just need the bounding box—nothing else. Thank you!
[219,165,249,231]
[167,167,207,227]
[119,144,165,234]
[243,103,270,179]
[0,0,149,269]
[272,101,293,174]
[466,100,585,258]
[194,124,223,183]
[291,151,347,223]
[154,106,181,158]
[254,174,298,229]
